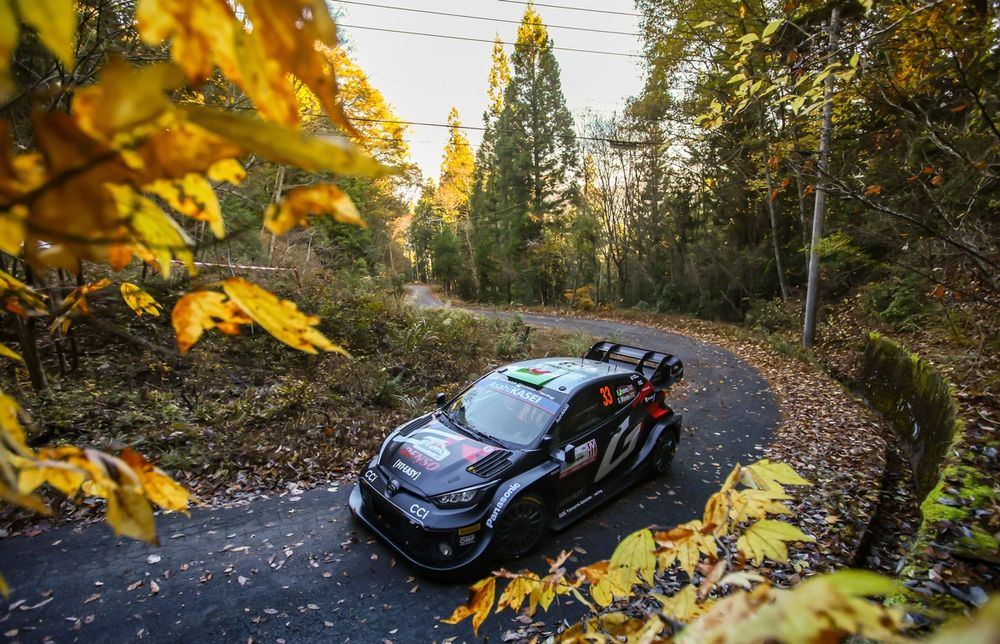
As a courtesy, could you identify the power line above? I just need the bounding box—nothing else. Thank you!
[334,0,641,37]
[496,0,641,19]
[225,105,662,146]
[346,115,661,146]
[337,23,649,59]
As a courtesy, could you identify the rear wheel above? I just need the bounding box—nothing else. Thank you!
[493,496,546,560]
[651,431,678,475]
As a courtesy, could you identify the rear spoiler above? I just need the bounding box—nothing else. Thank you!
[583,341,684,390]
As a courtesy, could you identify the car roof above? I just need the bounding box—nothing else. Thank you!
[498,357,635,395]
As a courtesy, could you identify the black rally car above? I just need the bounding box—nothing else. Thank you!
[348,341,684,575]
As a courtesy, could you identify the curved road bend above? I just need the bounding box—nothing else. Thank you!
[0,286,777,643]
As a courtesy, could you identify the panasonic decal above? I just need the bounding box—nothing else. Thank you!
[485,482,521,528]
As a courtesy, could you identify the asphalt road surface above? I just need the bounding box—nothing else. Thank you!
[0,286,778,643]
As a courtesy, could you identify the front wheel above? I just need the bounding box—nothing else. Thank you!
[492,496,546,560]
[651,431,678,476]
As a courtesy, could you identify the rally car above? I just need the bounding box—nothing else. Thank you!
[348,341,684,576]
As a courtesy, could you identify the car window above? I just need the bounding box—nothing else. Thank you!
[559,380,627,443]
[446,377,559,447]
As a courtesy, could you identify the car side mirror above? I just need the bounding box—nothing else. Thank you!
[435,392,447,407]
[552,443,574,463]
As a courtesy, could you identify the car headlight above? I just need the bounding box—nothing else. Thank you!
[431,483,494,508]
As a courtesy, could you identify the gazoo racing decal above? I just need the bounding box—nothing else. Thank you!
[391,459,421,481]
[485,482,521,528]
[595,417,642,482]
[559,438,598,478]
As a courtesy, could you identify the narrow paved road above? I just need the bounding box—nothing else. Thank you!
[0,287,777,643]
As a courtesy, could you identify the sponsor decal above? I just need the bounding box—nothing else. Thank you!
[486,381,561,413]
[458,523,481,536]
[485,482,521,528]
[462,443,497,464]
[391,459,421,481]
[616,384,637,404]
[399,447,441,471]
[364,469,378,483]
[558,489,604,519]
[559,438,598,478]
[459,534,476,546]
[555,403,569,423]
[408,503,429,520]
[393,428,461,467]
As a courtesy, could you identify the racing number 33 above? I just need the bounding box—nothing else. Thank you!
[599,386,613,407]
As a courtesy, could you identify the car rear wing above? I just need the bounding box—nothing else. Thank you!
[583,341,684,390]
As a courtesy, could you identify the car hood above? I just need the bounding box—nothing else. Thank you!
[378,414,516,497]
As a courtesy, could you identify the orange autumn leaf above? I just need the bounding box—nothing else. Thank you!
[264,183,363,235]
[171,290,251,353]
[221,277,345,355]
[120,448,190,513]
[441,577,496,635]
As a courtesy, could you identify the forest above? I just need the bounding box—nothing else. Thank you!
[0,0,996,641]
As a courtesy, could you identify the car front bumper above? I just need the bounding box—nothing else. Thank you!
[348,479,494,576]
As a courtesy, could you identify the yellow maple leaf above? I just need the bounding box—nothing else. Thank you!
[441,576,495,636]
[729,488,793,524]
[0,205,27,256]
[120,283,163,317]
[13,0,77,70]
[71,58,183,145]
[106,183,194,278]
[495,572,541,615]
[0,3,17,76]
[171,290,252,353]
[0,343,22,363]
[610,527,656,588]
[655,520,716,577]
[221,277,345,355]
[0,392,30,457]
[656,584,705,622]
[120,447,190,513]
[144,173,225,238]
[0,269,47,314]
[136,0,242,85]
[737,519,815,566]
[702,571,906,644]
[588,563,633,608]
[206,158,245,185]
[51,278,112,333]
[741,460,811,493]
[264,183,363,235]
[180,105,392,177]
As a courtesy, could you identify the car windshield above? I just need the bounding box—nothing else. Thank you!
[446,378,559,448]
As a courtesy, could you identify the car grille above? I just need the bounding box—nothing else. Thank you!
[466,450,512,478]
[360,484,477,564]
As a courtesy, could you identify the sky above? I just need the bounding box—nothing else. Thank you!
[330,0,647,185]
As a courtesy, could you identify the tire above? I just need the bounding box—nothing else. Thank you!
[651,430,678,476]
[492,495,546,560]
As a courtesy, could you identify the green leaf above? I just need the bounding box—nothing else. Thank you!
[728,73,747,84]
[694,20,716,28]
[762,19,783,40]
[738,32,760,44]
[849,52,860,68]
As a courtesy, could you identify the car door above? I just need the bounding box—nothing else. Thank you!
[552,378,633,509]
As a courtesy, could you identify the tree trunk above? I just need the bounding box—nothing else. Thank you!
[803,6,840,348]
[763,144,790,302]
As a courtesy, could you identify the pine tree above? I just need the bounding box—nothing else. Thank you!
[492,5,578,301]
[470,36,511,300]
[409,180,442,282]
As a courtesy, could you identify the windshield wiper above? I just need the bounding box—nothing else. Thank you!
[445,407,499,446]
